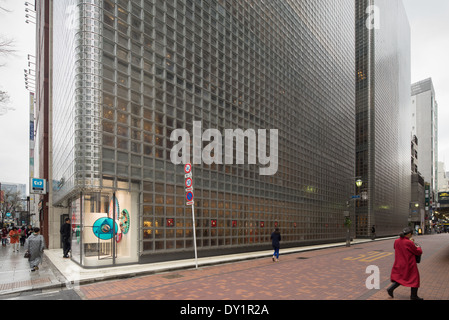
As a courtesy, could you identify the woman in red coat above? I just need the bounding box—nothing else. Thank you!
[387,226,423,300]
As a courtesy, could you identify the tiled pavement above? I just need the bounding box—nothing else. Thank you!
[79,233,449,301]
[2,234,448,301]
[0,244,66,295]
[0,235,381,297]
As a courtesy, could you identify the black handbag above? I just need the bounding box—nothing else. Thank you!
[24,251,30,259]
[415,242,421,263]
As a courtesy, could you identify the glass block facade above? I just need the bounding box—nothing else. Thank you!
[355,0,411,237]
[52,0,355,266]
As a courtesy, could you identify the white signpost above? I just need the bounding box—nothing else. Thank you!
[185,163,198,269]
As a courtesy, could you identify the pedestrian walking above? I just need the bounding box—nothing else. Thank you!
[387,226,423,300]
[24,227,46,272]
[271,228,281,262]
[1,227,8,246]
[60,218,71,258]
[25,225,33,239]
[9,227,20,252]
[20,225,27,246]
[371,225,376,240]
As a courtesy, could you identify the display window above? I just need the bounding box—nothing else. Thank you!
[70,191,138,267]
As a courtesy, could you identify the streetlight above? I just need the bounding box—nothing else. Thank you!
[345,178,363,247]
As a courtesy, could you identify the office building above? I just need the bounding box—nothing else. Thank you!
[34,0,54,247]
[437,162,448,192]
[355,0,411,237]
[47,0,356,267]
[411,78,439,197]
[0,182,28,225]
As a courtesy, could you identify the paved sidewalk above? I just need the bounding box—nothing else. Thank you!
[0,237,384,296]
[368,233,449,300]
[80,234,449,301]
[0,244,66,295]
[3,234,448,300]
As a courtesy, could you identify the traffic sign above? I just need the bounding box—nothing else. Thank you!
[30,178,47,195]
[183,162,198,269]
[185,163,194,204]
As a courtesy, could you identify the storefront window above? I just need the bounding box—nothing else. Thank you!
[71,191,138,267]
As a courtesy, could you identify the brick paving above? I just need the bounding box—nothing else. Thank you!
[80,233,449,301]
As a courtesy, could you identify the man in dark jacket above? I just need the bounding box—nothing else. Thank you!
[60,218,71,258]
[271,228,281,262]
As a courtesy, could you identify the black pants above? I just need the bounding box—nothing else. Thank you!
[388,282,420,298]
[63,238,71,257]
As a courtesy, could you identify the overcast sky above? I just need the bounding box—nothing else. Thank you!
[0,0,35,189]
[0,0,448,193]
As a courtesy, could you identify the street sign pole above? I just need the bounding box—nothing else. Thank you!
[191,201,198,269]
[185,163,198,269]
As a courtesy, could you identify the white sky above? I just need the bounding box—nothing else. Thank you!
[0,0,35,190]
[0,0,448,193]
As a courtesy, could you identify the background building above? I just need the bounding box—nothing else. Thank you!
[34,0,57,248]
[47,0,356,267]
[355,0,411,237]
[437,162,449,192]
[410,135,424,231]
[0,182,28,226]
[411,78,439,199]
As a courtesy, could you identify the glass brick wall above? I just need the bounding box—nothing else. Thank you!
[52,0,79,204]
[53,0,356,259]
[53,0,103,204]
[355,0,411,237]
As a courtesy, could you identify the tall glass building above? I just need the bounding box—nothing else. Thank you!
[51,0,355,267]
[355,0,411,237]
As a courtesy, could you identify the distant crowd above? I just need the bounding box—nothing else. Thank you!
[1,224,34,249]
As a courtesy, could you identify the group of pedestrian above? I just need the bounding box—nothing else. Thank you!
[270,225,424,300]
[0,224,45,272]
[1,225,33,250]
[3,219,71,273]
